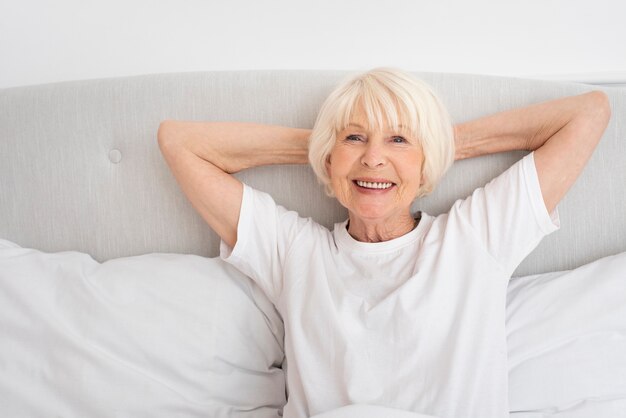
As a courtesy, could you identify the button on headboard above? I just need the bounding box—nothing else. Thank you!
[1,71,624,276]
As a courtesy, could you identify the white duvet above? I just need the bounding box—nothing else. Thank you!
[1,238,625,417]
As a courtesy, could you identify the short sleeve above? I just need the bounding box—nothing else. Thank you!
[220,184,311,303]
[450,152,560,276]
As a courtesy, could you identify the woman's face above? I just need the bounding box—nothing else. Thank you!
[327,104,424,225]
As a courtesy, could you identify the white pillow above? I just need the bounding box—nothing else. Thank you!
[0,239,286,417]
[507,252,626,417]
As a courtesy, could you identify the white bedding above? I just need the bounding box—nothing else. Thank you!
[1,238,625,417]
[310,404,439,418]
[0,239,285,417]
[507,252,626,416]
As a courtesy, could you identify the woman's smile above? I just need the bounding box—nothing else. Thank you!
[353,178,396,192]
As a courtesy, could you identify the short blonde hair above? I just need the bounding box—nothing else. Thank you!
[308,67,455,197]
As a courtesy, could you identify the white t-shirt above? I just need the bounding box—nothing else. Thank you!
[221,152,560,418]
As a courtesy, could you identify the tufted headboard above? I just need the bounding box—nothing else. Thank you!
[1,71,624,276]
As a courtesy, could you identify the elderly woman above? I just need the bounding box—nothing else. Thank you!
[157,68,611,418]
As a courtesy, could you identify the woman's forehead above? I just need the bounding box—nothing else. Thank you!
[339,98,415,133]
[343,121,411,134]
[339,113,414,134]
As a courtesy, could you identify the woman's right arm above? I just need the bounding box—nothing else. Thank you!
[157,121,311,247]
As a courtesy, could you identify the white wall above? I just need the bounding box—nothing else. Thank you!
[1,0,625,89]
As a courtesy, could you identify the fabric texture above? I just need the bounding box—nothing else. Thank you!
[311,404,439,418]
[1,71,623,277]
[507,251,626,417]
[0,239,286,418]
[221,153,559,418]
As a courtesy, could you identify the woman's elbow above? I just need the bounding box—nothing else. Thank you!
[157,120,182,154]
[588,90,612,125]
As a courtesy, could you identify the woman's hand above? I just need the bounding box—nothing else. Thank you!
[453,91,611,213]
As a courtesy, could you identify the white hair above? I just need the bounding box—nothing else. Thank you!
[308,67,455,197]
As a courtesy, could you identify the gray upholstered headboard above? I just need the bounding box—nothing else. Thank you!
[1,71,624,276]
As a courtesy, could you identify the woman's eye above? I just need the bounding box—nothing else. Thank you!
[392,136,407,143]
[346,135,362,142]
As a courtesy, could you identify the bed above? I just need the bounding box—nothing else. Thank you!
[1,70,625,417]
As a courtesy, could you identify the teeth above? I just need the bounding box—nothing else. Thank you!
[355,180,393,189]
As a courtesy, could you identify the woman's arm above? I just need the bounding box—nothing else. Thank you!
[453,91,611,213]
[157,121,311,247]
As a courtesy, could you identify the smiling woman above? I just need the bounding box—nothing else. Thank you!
[308,68,455,200]
[157,67,610,418]
[326,103,427,242]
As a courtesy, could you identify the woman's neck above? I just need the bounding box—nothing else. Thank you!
[346,212,419,243]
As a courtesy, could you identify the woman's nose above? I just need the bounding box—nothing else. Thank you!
[360,141,386,168]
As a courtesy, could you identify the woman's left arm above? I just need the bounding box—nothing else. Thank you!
[454,91,611,213]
